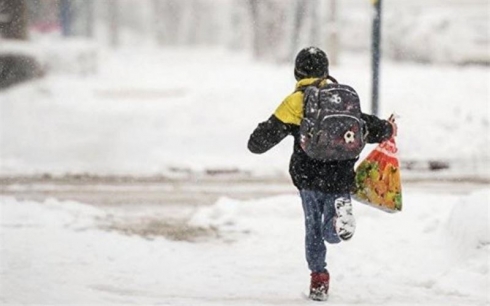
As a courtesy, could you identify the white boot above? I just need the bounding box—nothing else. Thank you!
[334,197,356,241]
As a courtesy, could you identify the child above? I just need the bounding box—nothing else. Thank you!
[247,47,395,301]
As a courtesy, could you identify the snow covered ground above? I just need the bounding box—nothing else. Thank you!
[0,47,488,178]
[1,44,488,304]
[1,187,488,305]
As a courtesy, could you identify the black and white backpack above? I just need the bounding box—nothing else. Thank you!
[299,78,366,161]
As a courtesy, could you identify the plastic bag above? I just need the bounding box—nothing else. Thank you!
[353,133,402,213]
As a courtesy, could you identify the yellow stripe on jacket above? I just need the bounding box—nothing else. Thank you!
[274,78,328,126]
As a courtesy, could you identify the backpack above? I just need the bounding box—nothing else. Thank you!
[299,78,366,161]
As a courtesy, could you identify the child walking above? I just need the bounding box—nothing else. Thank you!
[247,47,396,301]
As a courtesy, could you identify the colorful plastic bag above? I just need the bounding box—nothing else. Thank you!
[353,133,402,213]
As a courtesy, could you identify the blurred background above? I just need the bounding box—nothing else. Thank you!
[1,0,488,64]
[0,0,489,187]
[0,2,489,304]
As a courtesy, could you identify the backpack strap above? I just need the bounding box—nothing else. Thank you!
[295,75,338,93]
[327,75,338,84]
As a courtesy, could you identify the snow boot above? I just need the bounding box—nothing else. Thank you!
[334,197,356,241]
[309,271,330,301]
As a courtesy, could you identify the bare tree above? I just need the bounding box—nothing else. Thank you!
[229,0,247,50]
[153,0,185,46]
[153,0,165,45]
[248,0,261,57]
[0,0,28,40]
[85,0,94,38]
[289,0,307,59]
[249,0,287,60]
[327,0,339,65]
[108,0,119,47]
[309,0,320,47]
[180,0,201,45]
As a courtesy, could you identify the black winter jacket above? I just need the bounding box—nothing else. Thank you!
[247,78,393,193]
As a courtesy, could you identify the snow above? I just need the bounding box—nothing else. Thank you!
[1,41,488,305]
[447,189,490,250]
[0,39,98,76]
[0,47,488,178]
[307,47,319,55]
[1,188,489,305]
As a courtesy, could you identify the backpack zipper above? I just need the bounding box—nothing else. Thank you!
[320,114,361,123]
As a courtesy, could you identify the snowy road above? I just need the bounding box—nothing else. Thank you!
[0,176,487,240]
[1,181,489,306]
[1,177,489,305]
[1,175,486,204]
[0,175,297,241]
[0,175,296,206]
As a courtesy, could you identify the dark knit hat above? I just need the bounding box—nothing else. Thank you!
[294,47,329,81]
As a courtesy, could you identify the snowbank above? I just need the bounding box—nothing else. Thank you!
[447,189,490,249]
[0,39,98,76]
[1,189,488,305]
[191,189,490,305]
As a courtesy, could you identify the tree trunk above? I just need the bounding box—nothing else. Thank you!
[108,0,119,47]
[159,0,184,46]
[248,0,261,58]
[327,0,339,65]
[309,0,320,47]
[0,0,28,40]
[153,0,164,45]
[180,0,197,45]
[229,0,245,50]
[290,0,307,59]
[85,0,94,38]
[248,0,286,60]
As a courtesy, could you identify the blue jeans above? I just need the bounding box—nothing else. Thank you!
[300,190,351,273]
